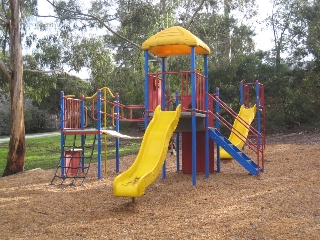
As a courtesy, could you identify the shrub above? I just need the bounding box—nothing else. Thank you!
[0,98,58,135]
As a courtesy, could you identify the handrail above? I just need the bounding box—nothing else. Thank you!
[211,94,260,136]
[208,93,264,158]
[117,103,145,122]
[85,87,115,100]
[64,95,75,98]
[147,71,206,112]
[84,106,88,127]
[212,110,260,153]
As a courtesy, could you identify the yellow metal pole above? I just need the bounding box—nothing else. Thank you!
[84,87,116,175]
[103,88,108,174]
[103,133,108,174]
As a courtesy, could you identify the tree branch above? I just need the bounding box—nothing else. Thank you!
[45,0,160,62]
[0,60,11,80]
[23,68,65,74]
[185,0,205,30]
[1,0,8,22]
[45,0,140,48]
[1,62,66,79]
[36,14,118,22]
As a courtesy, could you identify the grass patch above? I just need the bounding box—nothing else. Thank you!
[0,134,141,174]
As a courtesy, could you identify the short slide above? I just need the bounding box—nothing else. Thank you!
[113,105,181,197]
[220,104,256,159]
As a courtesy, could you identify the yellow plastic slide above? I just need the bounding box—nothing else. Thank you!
[220,104,256,159]
[113,104,181,197]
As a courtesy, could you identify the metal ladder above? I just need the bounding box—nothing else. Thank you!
[51,134,97,186]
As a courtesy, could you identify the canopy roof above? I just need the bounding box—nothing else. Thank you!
[141,26,210,57]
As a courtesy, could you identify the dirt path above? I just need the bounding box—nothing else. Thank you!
[0,132,60,143]
[0,131,319,239]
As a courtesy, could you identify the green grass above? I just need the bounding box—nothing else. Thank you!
[0,134,141,174]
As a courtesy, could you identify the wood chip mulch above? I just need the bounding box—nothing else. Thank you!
[0,131,319,239]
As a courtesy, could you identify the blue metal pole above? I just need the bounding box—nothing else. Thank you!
[175,90,180,172]
[191,46,197,185]
[97,90,102,180]
[115,93,120,172]
[80,95,85,173]
[215,87,221,173]
[161,57,166,110]
[161,57,166,180]
[60,91,65,176]
[162,158,166,180]
[255,81,261,149]
[144,50,149,129]
[204,54,209,178]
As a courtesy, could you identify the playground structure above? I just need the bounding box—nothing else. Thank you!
[51,88,144,185]
[51,26,265,198]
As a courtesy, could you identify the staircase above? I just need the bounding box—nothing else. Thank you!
[208,128,263,175]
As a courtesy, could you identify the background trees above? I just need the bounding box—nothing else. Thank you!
[1,0,320,176]
[260,0,320,131]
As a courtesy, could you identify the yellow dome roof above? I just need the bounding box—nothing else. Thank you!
[141,26,210,57]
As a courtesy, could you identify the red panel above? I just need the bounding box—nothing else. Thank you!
[259,84,265,106]
[208,96,214,127]
[148,75,162,111]
[182,131,214,174]
[244,84,250,108]
[181,94,208,112]
[64,150,82,176]
[181,95,191,110]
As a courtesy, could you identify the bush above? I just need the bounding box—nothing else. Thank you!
[0,98,59,135]
[24,100,58,133]
[0,109,10,135]
[0,95,10,135]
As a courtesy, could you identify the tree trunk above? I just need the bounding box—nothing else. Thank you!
[276,42,282,70]
[2,0,25,176]
[224,0,231,63]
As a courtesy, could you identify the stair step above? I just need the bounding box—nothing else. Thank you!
[208,128,261,175]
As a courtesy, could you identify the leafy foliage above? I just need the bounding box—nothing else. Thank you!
[2,0,320,139]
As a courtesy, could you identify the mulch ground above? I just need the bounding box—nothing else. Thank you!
[0,131,319,239]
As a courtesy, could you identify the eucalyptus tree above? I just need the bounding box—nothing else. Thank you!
[0,0,82,176]
[0,0,61,176]
[42,0,178,103]
[173,0,258,101]
[301,0,320,60]
[35,75,91,117]
[265,0,310,69]
[110,0,177,103]
[0,0,30,176]
[40,0,140,102]
[259,0,320,131]
[42,0,258,95]
[42,0,262,109]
